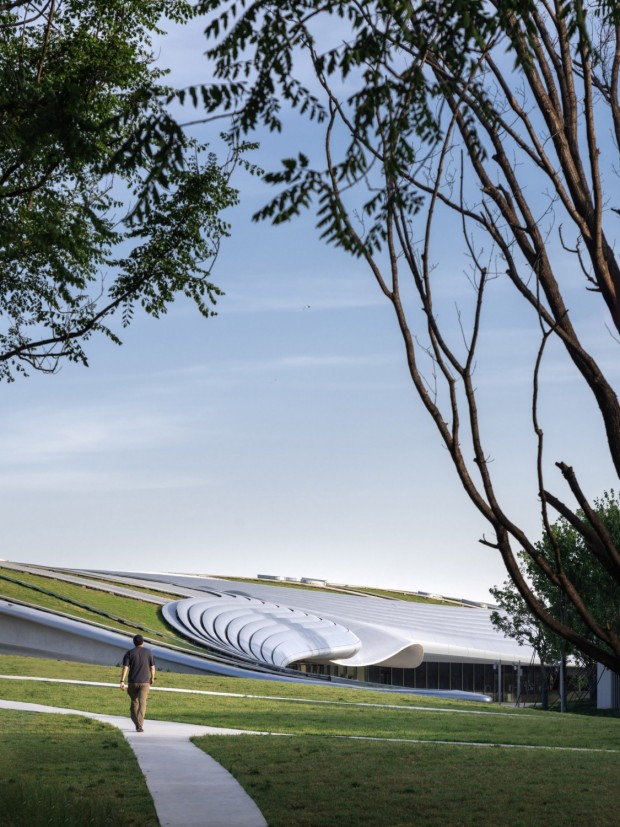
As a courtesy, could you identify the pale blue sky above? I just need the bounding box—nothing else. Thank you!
[2,16,618,602]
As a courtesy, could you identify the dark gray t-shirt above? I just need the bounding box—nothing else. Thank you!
[122,646,154,683]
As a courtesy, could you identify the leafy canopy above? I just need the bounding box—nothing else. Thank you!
[491,491,620,667]
[192,0,620,673]
[0,0,252,380]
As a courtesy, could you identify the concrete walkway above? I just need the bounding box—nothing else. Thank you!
[0,699,268,827]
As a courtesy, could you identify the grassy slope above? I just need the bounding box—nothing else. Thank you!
[0,566,200,650]
[1,654,619,749]
[2,654,620,827]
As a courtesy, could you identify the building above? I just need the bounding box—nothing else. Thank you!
[109,569,542,702]
[0,562,556,703]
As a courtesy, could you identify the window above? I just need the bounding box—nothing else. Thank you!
[427,662,439,689]
[413,662,426,688]
[450,662,463,691]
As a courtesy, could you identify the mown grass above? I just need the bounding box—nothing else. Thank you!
[0,709,157,826]
[1,655,619,750]
[0,566,200,650]
[59,571,183,600]
[3,653,620,827]
[195,735,620,827]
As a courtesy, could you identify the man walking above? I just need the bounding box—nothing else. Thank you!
[120,634,155,732]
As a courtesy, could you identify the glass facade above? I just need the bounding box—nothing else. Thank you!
[294,660,548,703]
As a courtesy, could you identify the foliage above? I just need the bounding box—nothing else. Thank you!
[491,491,620,665]
[194,0,620,672]
[0,0,250,380]
[491,564,565,669]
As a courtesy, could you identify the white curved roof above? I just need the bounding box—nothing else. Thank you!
[151,573,537,668]
[162,593,361,668]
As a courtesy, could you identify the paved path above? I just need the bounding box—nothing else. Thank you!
[0,699,268,827]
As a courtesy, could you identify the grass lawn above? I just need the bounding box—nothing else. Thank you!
[2,653,620,826]
[195,734,620,827]
[0,709,157,826]
[0,566,201,650]
[1,654,619,749]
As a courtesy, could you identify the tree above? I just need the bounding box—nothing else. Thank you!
[490,565,565,675]
[491,490,620,702]
[195,1,620,671]
[490,575,562,709]
[0,0,248,381]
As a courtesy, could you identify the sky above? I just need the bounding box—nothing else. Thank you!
[2,12,619,602]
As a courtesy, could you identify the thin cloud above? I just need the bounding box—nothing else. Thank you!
[0,407,195,464]
[252,353,394,371]
[0,469,210,494]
